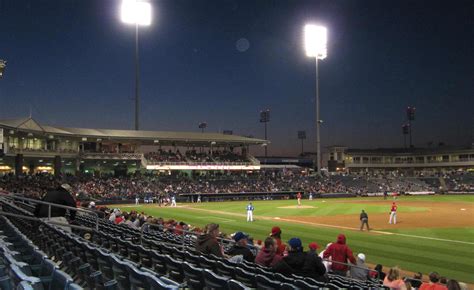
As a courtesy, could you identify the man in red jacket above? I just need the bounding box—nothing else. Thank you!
[323,234,356,276]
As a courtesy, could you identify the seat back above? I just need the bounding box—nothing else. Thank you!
[227,279,251,290]
[234,267,256,288]
[203,269,229,290]
[255,274,281,290]
[182,262,204,290]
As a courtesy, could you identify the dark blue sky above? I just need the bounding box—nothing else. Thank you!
[1,0,473,156]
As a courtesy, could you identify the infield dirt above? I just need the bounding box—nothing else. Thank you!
[284,201,474,230]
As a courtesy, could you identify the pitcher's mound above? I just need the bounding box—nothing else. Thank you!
[278,205,316,209]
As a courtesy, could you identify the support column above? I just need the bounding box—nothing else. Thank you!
[54,155,62,177]
[15,154,23,176]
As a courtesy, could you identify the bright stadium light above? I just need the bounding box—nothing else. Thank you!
[304,24,327,59]
[304,24,328,174]
[120,0,153,131]
[121,0,152,26]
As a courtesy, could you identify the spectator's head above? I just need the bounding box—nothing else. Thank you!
[357,253,366,263]
[440,277,447,285]
[288,237,303,252]
[61,183,72,192]
[374,264,383,272]
[387,267,401,282]
[270,226,282,238]
[206,223,220,237]
[429,272,440,283]
[233,232,249,246]
[414,272,422,280]
[336,234,346,244]
[264,237,276,252]
[308,242,319,253]
[446,280,461,290]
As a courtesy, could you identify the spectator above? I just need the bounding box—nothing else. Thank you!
[319,242,332,273]
[446,280,461,290]
[269,226,286,256]
[383,267,407,290]
[323,234,356,276]
[227,232,255,262]
[350,253,369,281]
[196,223,223,257]
[408,272,423,288]
[420,272,448,290]
[255,237,282,267]
[34,183,77,232]
[273,237,326,280]
[370,264,386,281]
[308,242,319,256]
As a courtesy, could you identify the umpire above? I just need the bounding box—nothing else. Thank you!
[360,210,370,231]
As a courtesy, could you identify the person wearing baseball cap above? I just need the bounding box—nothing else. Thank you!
[269,226,286,256]
[273,237,326,279]
[350,253,370,280]
[227,232,255,262]
[308,242,320,256]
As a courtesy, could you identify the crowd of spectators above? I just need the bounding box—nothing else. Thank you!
[145,148,248,164]
[75,203,469,289]
[1,171,473,201]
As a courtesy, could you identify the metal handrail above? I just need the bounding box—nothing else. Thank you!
[0,194,99,231]
[0,211,96,232]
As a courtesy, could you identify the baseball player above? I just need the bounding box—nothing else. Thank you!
[297,192,302,207]
[389,202,397,224]
[246,202,254,222]
[171,195,177,207]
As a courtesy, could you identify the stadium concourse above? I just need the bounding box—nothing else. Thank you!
[0,171,473,289]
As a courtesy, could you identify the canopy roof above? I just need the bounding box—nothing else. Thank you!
[0,117,267,146]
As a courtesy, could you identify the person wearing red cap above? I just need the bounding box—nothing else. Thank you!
[270,226,286,256]
[297,192,302,207]
[308,242,319,258]
[323,234,356,276]
[389,202,398,224]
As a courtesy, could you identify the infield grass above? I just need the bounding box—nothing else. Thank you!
[117,195,474,283]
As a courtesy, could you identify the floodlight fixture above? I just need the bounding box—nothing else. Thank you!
[0,59,6,78]
[121,0,152,26]
[304,24,327,59]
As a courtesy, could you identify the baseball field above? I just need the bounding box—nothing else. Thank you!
[116,195,474,283]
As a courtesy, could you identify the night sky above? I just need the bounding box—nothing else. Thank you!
[0,0,473,156]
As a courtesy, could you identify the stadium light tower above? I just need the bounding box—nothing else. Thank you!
[120,0,152,131]
[304,24,327,173]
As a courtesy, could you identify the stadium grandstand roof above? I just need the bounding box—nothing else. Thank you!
[0,117,267,145]
[347,147,474,155]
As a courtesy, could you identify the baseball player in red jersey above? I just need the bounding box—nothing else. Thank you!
[389,202,397,224]
[297,192,302,207]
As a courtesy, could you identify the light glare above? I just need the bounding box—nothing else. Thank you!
[304,25,327,59]
[121,0,152,26]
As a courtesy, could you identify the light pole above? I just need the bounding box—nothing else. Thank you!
[304,24,327,173]
[259,109,270,157]
[120,0,152,131]
[199,122,207,133]
[298,130,306,155]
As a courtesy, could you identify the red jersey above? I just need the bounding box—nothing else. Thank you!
[297,192,302,199]
[391,205,397,212]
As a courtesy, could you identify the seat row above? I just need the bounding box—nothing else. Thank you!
[0,215,82,290]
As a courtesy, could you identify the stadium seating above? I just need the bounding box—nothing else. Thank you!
[0,197,391,290]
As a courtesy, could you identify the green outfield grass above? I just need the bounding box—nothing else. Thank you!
[117,195,474,283]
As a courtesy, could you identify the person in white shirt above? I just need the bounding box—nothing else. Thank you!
[246,202,254,222]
